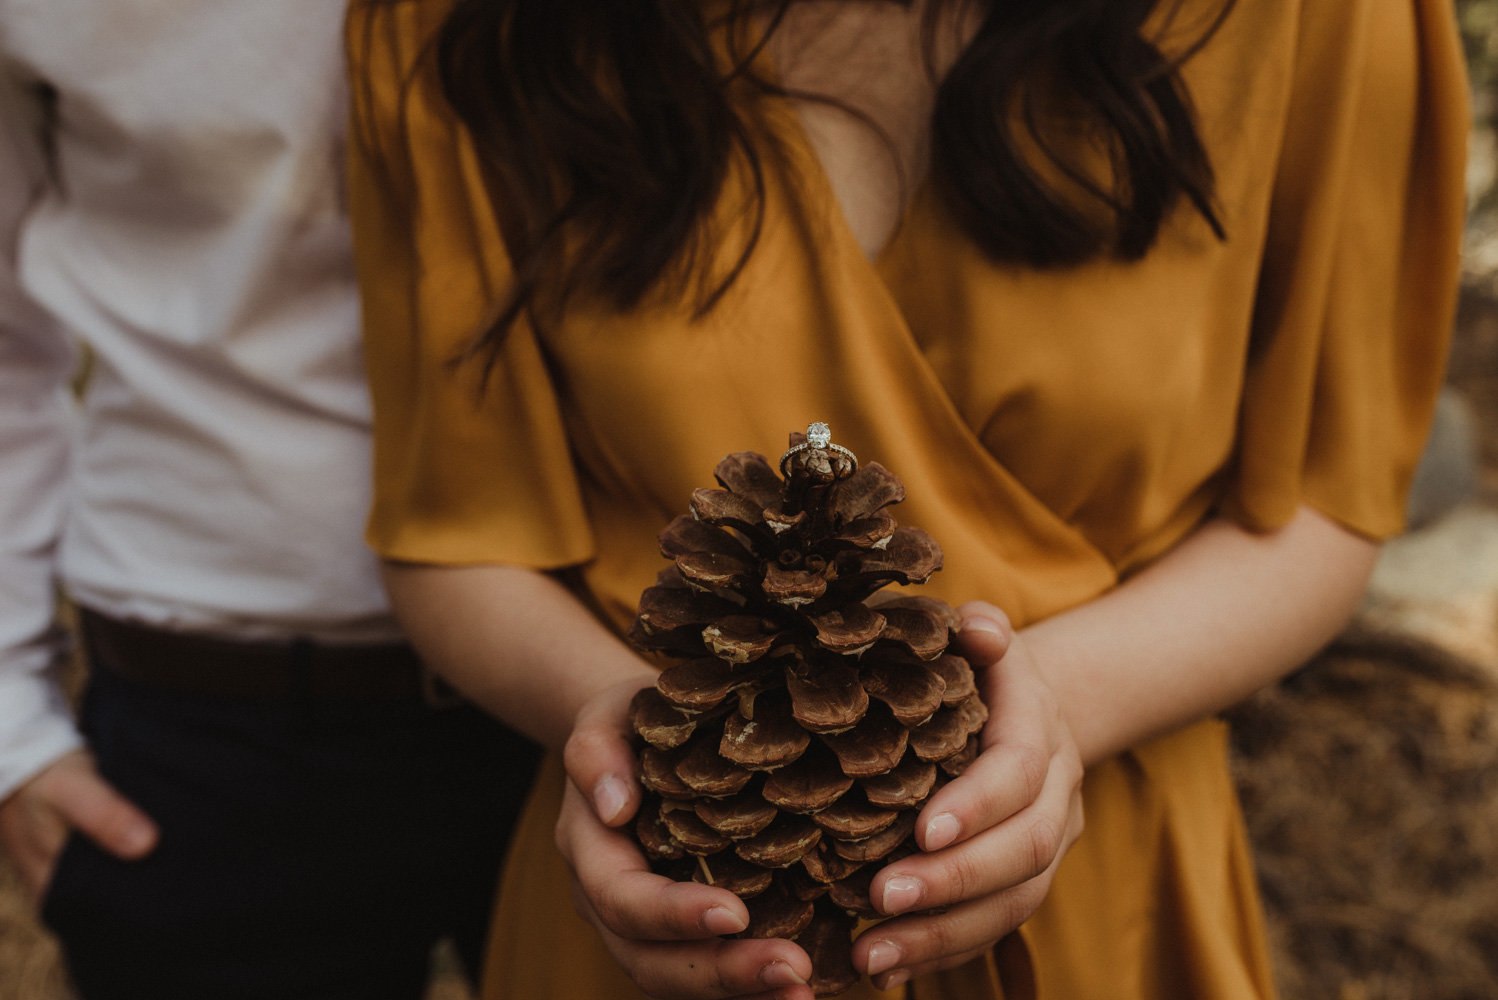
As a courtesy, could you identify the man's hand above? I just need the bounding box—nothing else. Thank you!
[0,750,157,899]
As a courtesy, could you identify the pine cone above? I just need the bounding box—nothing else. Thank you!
[628,423,987,997]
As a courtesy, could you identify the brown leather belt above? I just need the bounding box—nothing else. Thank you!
[81,608,459,705]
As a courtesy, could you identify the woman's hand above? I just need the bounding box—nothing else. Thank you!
[855,602,1085,990]
[553,601,1086,997]
[557,678,817,1000]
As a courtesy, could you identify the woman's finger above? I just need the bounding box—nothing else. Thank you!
[869,945,993,992]
[573,885,815,1000]
[853,846,1062,982]
[557,781,750,941]
[953,601,1013,667]
[912,633,1064,854]
[911,697,1056,854]
[564,676,656,826]
[870,739,1082,916]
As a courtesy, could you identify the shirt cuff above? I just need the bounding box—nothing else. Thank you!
[0,656,83,802]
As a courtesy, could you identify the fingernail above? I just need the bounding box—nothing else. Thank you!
[960,616,1005,636]
[760,960,807,987]
[924,812,961,851]
[592,774,629,823]
[865,940,904,977]
[881,875,924,914]
[703,905,747,936]
[878,969,912,990]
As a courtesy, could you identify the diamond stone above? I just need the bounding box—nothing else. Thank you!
[807,422,832,449]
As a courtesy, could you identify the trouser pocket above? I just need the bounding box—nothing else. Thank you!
[38,829,86,934]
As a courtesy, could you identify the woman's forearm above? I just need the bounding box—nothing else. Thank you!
[1023,505,1379,766]
[382,506,1376,761]
[381,561,656,751]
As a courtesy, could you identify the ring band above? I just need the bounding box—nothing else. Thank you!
[779,422,858,478]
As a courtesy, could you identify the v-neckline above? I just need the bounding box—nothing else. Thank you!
[778,98,931,271]
[760,6,940,268]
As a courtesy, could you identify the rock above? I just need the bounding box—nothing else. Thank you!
[1361,502,1498,672]
[1406,387,1479,530]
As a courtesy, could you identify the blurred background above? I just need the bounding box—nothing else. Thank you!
[6,5,1498,999]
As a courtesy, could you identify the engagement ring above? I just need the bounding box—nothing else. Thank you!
[779,421,858,477]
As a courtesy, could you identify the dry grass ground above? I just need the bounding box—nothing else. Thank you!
[0,863,69,1000]
[1227,633,1498,1000]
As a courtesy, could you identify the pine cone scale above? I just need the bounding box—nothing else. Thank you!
[641,745,698,799]
[720,690,811,768]
[696,853,774,898]
[808,605,886,654]
[831,810,918,864]
[863,658,947,727]
[660,801,736,854]
[819,706,909,777]
[656,656,768,712]
[786,657,869,733]
[712,453,785,510]
[697,791,777,839]
[742,885,816,939]
[675,736,754,796]
[860,754,938,808]
[932,653,977,706]
[810,797,899,840]
[736,815,824,867]
[761,744,854,812]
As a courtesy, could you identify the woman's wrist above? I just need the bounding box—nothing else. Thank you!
[1016,508,1378,767]
[382,559,658,751]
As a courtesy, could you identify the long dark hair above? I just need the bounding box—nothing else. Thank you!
[428,0,1233,350]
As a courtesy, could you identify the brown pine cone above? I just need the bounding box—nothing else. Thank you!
[629,423,986,997]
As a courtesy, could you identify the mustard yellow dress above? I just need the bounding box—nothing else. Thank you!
[345,0,1467,996]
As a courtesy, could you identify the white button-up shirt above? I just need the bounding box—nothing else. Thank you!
[0,1,402,799]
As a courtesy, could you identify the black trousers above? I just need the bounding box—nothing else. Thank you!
[42,656,541,1000]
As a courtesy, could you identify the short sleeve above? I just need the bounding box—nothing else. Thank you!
[346,1,595,567]
[1222,0,1467,540]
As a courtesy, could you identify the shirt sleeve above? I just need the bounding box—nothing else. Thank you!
[346,1,596,568]
[1222,0,1468,540]
[0,70,85,800]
